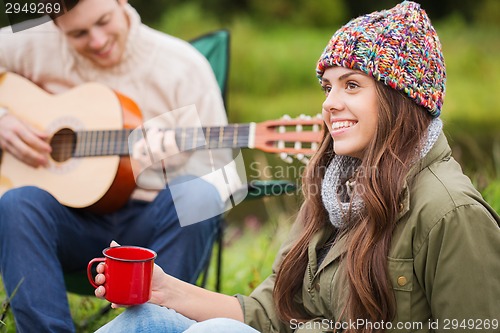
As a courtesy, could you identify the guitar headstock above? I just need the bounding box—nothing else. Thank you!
[253,114,324,164]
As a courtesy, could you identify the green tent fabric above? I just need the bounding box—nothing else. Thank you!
[190,30,230,104]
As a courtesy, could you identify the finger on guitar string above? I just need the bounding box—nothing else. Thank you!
[132,138,152,167]
[0,113,51,167]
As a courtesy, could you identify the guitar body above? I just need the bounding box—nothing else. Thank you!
[0,73,142,214]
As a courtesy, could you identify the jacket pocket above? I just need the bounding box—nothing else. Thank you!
[387,257,414,330]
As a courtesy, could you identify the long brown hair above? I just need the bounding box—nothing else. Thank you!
[273,81,433,332]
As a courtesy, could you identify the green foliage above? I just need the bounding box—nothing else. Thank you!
[132,0,347,28]
[483,181,500,214]
[436,16,500,124]
[129,0,492,28]
[473,0,500,28]
[201,216,292,296]
[247,0,347,28]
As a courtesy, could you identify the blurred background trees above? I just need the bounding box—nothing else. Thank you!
[2,0,499,29]
[128,0,499,28]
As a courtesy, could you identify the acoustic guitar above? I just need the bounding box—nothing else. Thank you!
[0,72,324,213]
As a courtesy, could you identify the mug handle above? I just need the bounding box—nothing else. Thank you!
[87,257,106,288]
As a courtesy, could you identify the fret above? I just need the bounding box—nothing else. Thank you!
[127,129,139,154]
[103,130,108,155]
[125,129,133,155]
[205,127,211,148]
[223,125,235,149]
[113,130,121,156]
[102,130,109,156]
[86,131,93,156]
[112,130,118,157]
[112,130,118,155]
[247,123,256,149]
[233,124,238,147]
[218,126,224,148]
[180,128,186,151]
[113,130,118,156]
[187,127,195,151]
[85,131,91,157]
[97,130,103,156]
[191,127,201,149]
[74,132,84,157]
[79,131,85,157]
[117,130,124,156]
[92,130,98,156]
[192,126,198,150]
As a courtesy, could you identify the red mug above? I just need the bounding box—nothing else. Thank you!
[87,245,157,305]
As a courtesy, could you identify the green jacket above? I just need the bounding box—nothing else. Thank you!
[237,132,500,333]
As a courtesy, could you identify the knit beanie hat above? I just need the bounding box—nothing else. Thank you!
[316,1,445,117]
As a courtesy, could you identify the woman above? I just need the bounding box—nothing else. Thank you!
[94,2,500,332]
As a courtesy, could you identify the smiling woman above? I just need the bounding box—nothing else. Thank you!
[320,68,379,159]
[273,2,498,331]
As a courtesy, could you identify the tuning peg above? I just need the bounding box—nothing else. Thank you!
[280,152,293,164]
[284,153,309,165]
[297,154,310,164]
[281,114,292,120]
[312,114,323,132]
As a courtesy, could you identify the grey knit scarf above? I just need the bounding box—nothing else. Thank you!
[321,118,443,228]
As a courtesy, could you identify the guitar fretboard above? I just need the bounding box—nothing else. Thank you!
[71,124,253,157]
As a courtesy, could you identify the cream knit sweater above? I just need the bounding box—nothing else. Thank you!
[0,5,242,203]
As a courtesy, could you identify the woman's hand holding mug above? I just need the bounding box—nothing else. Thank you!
[89,241,162,307]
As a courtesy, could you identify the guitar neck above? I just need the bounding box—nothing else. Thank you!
[71,124,255,157]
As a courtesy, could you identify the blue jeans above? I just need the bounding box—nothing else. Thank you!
[95,303,260,333]
[0,176,222,333]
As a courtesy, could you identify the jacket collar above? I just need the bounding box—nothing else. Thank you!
[307,224,349,279]
[397,130,452,220]
[311,130,453,275]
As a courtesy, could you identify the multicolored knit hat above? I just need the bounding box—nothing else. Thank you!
[316,1,446,117]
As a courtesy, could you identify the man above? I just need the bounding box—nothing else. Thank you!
[0,0,239,331]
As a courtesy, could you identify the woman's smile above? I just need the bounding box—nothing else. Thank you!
[321,67,378,159]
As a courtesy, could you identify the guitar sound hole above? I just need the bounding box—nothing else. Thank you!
[50,128,76,162]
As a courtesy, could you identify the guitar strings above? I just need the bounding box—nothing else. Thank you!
[46,126,254,156]
[45,124,320,157]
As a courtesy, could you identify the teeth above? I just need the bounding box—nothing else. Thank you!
[332,121,356,130]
